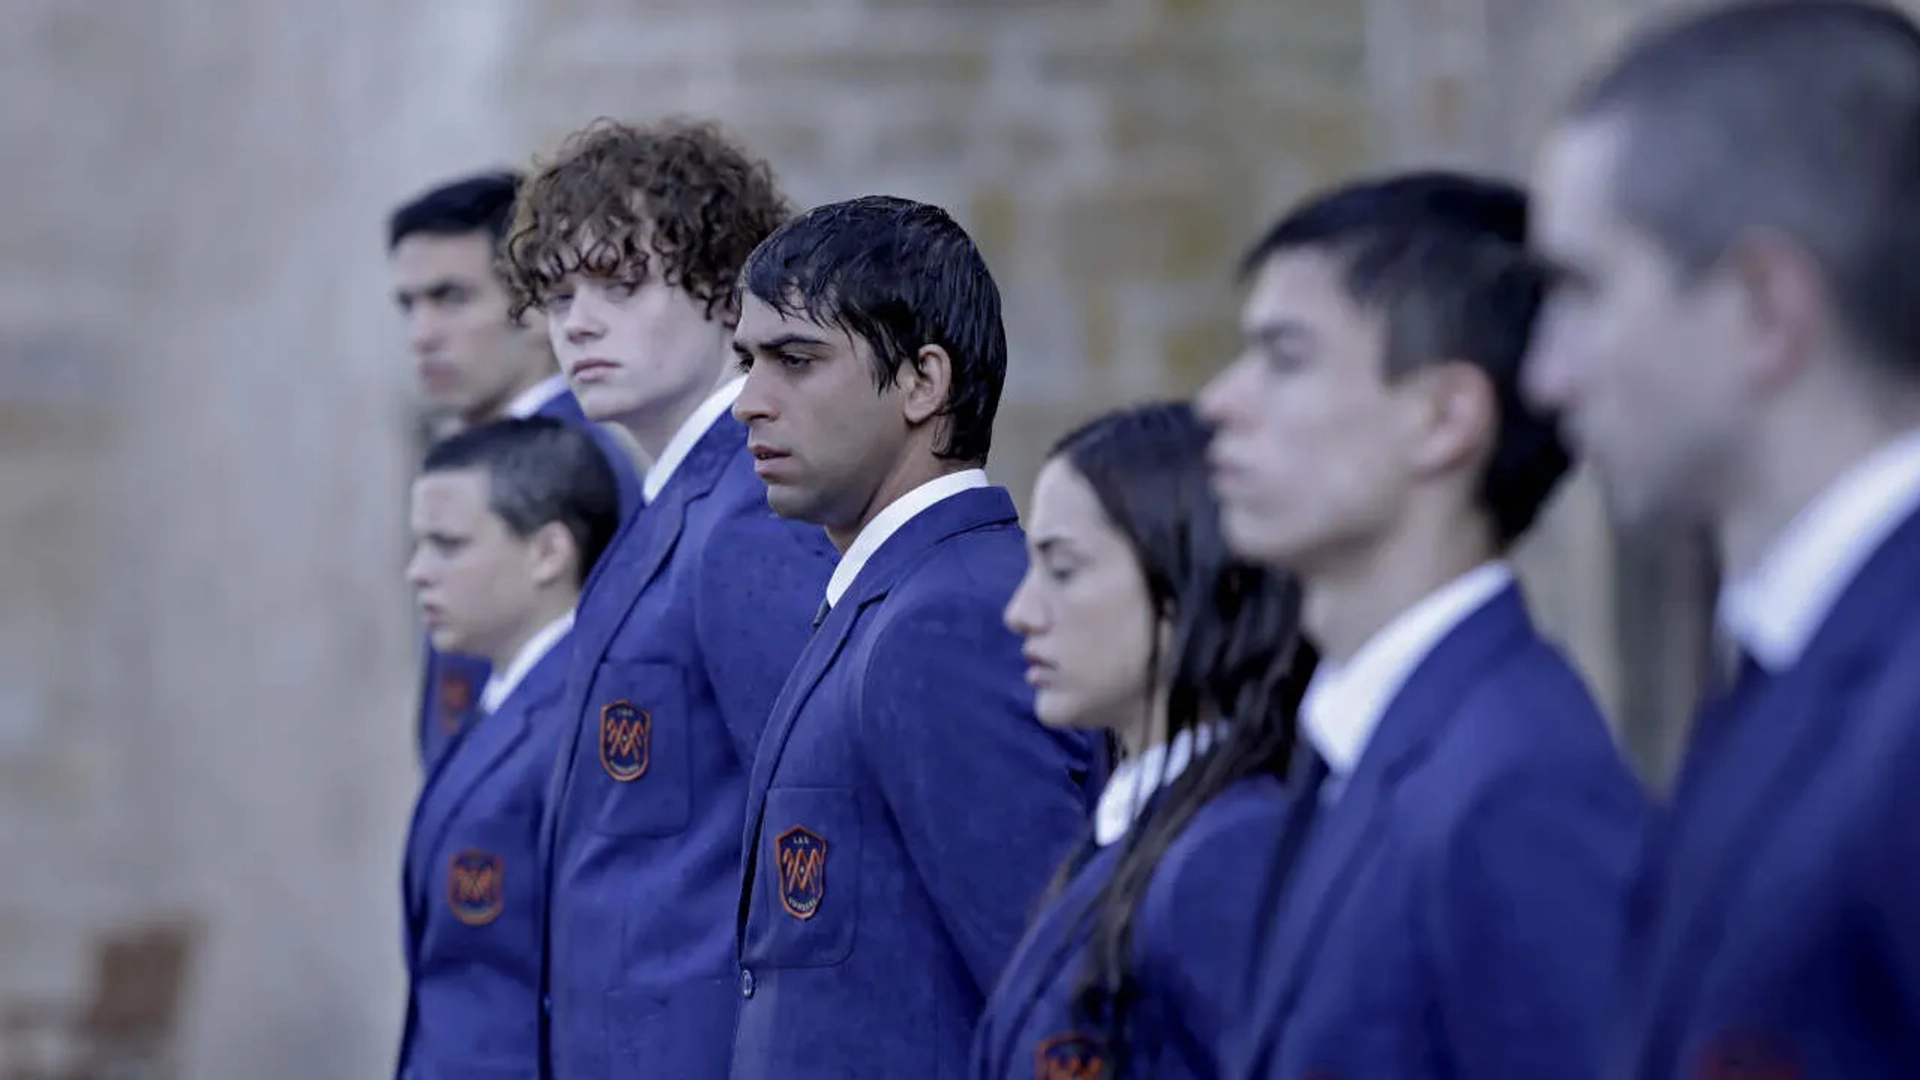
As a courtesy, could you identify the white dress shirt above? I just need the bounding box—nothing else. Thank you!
[1300,561,1514,800]
[823,469,990,607]
[502,373,571,419]
[478,612,575,716]
[1093,725,1218,846]
[642,377,746,505]
[1718,426,1920,672]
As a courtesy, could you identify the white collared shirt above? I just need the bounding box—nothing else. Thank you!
[478,612,575,716]
[1300,561,1513,798]
[823,469,990,607]
[503,373,570,419]
[1718,426,1920,672]
[642,376,746,504]
[1094,725,1218,846]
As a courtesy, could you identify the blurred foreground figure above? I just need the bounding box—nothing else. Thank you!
[1527,3,1920,1077]
[397,417,618,1079]
[1202,172,1646,1080]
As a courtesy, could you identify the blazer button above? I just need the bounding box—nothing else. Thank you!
[541,994,551,1015]
[740,966,757,999]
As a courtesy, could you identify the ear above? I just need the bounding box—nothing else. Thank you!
[901,344,953,427]
[1404,362,1497,478]
[1721,227,1823,390]
[525,520,577,590]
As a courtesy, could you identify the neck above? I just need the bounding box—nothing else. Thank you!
[1717,398,1920,583]
[1301,508,1494,665]
[617,355,731,462]
[466,366,556,427]
[1114,686,1172,760]
[825,450,967,552]
[485,593,574,671]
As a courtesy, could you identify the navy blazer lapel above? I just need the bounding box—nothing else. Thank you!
[735,487,1021,936]
[1259,587,1534,1028]
[569,416,746,675]
[1635,505,1920,1049]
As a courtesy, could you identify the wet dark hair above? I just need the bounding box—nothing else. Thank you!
[387,170,522,253]
[740,195,1006,465]
[501,117,791,324]
[421,417,621,588]
[1045,401,1317,1073]
[1241,171,1568,548]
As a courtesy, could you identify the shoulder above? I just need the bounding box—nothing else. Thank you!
[1139,775,1290,935]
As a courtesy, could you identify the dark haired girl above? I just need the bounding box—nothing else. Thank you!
[971,401,1317,1079]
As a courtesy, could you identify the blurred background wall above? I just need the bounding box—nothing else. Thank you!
[1,0,1727,1074]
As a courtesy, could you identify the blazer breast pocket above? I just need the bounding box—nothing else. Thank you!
[586,660,693,838]
[749,786,861,968]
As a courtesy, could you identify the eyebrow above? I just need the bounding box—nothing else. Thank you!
[737,331,832,353]
[1241,319,1318,351]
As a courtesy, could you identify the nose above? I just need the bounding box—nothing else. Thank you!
[1003,567,1047,638]
[408,309,445,358]
[1196,358,1249,428]
[732,364,775,425]
[562,293,606,345]
[405,546,433,592]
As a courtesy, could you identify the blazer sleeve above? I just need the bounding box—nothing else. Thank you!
[857,592,1093,995]
[693,502,837,767]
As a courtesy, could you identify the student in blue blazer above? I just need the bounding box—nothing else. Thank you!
[388,170,642,770]
[396,417,621,1079]
[973,402,1317,1080]
[1199,172,1648,1080]
[729,195,1101,1080]
[501,119,839,1080]
[1527,5,1920,1076]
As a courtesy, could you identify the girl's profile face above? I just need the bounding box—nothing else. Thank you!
[1005,458,1159,737]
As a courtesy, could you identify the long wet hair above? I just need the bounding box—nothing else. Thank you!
[1044,401,1317,1074]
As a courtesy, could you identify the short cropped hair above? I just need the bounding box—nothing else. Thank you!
[387,170,523,253]
[740,195,1007,465]
[502,118,790,324]
[1240,171,1568,546]
[1567,0,1920,377]
[421,417,621,587]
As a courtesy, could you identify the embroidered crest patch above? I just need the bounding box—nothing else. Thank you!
[437,669,473,734]
[599,700,652,782]
[1035,1033,1107,1080]
[447,849,504,926]
[775,825,828,921]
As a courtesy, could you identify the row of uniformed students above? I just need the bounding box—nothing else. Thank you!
[384,2,1920,1077]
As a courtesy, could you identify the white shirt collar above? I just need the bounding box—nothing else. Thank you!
[502,373,570,419]
[1301,561,1513,779]
[1718,426,1920,671]
[1094,725,1217,846]
[823,469,990,607]
[641,377,746,504]
[479,612,574,715]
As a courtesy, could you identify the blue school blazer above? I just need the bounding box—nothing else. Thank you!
[730,486,1100,1080]
[539,413,836,1080]
[414,386,641,769]
[1229,585,1647,1080]
[398,633,573,1080]
[1619,504,1920,1080]
[973,775,1290,1080]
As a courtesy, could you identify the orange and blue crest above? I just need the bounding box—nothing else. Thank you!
[447,849,504,926]
[1035,1033,1107,1080]
[775,825,828,920]
[599,700,651,782]
[437,668,474,735]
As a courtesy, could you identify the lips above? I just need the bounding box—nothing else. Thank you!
[570,359,618,380]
